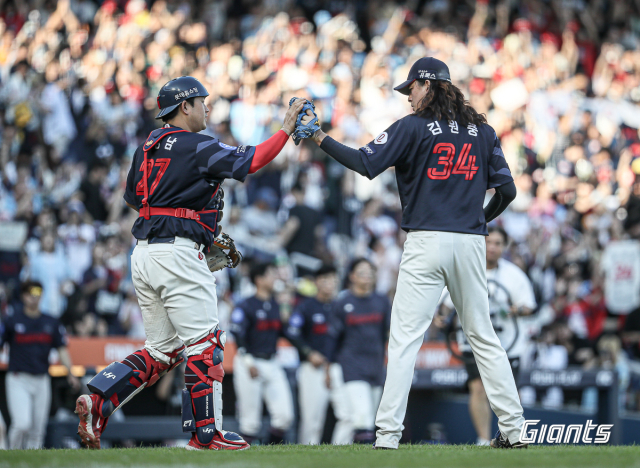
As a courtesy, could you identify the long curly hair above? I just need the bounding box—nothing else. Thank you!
[414,80,487,127]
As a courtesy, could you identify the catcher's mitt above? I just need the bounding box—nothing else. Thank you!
[289,97,320,145]
[206,233,243,272]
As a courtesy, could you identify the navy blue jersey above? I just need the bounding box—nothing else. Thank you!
[1,305,67,374]
[124,125,256,247]
[332,291,391,385]
[358,116,513,235]
[229,296,282,357]
[285,297,334,361]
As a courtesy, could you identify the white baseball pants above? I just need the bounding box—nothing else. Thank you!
[375,231,525,448]
[297,362,352,445]
[6,372,51,449]
[0,407,6,449]
[345,381,382,432]
[233,355,294,437]
[130,237,220,362]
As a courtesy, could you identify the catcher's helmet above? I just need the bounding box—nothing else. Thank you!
[155,76,209,120]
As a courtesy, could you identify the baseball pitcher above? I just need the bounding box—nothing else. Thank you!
[294,57,526,449]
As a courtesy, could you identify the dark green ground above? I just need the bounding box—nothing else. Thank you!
[1,444,639,468]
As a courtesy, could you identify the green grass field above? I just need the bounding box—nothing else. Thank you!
[1,445,639,468]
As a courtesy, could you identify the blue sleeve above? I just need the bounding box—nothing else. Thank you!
[0,319,7,347]
[383,296,392,336]
[229,305,250,349]
[285,305,311,357]
[331,300,346,361]
[487,132,514,189]
[195,138,256,182]
[1,315,13,347]
[286,306,306,340]
[123,149,139,206]
[359,118,413,179]
[52,320,67,348]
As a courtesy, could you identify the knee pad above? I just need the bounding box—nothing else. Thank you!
[125,345,185,389]
[182,329,226,446]
[88,345,184,416]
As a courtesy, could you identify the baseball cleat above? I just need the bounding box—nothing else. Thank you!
[372,443,395,450]
[490,430,528,449]
[75,394,108,449]
[185,431,250,451]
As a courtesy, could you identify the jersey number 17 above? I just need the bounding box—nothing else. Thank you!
[136,158,171,196]
[427,143,479,180]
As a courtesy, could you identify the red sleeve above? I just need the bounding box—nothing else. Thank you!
[248,130,289,174]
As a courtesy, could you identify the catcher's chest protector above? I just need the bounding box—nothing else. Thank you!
[138,128,223,239]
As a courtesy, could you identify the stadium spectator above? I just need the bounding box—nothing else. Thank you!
[21,230,73,318]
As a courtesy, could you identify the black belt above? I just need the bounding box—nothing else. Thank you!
[252,352,276,360]
[137,237,203,250]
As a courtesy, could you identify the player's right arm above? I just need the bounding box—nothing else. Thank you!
[0,319,6,348]
[310,116,413,180]
[196,99,307,183]
[123,148,140,211]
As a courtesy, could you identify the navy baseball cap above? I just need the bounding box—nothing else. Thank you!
[155,76,209,119]
[394,57,451,95]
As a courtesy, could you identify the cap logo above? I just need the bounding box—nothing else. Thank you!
[418,70,436,79]
[157,97,161,109]
[174,87,199,101]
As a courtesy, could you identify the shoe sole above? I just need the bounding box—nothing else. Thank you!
[490,439,528,449]
[186,441,250,451]
[75,395,101,450]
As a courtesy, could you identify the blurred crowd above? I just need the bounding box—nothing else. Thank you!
[1,0,640,414]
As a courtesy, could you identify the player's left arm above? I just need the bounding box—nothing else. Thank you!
[484,131,516,222]
[58,346,81,391]
[54,323,80,390]
[330,300,347,359]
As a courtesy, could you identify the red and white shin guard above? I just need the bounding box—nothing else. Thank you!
[184,329,249,451]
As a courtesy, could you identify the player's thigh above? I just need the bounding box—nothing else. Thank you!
[262,360,294,426]
[233,355,263,407]
[5,373,31,429]
[344,381,373,428]
[233,356,264,433]
[131,246,182,357]
[447,234,494,340]
[329,364,351,422]
[298,363,329,419]
[31,375,51,427]
[392,231,446,339]
[371,385,383,414]
[151,244,220,350]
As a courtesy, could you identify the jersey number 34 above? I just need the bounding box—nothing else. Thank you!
[427,143,479,180]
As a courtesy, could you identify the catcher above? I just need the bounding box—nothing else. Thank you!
[75,76,306,451]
